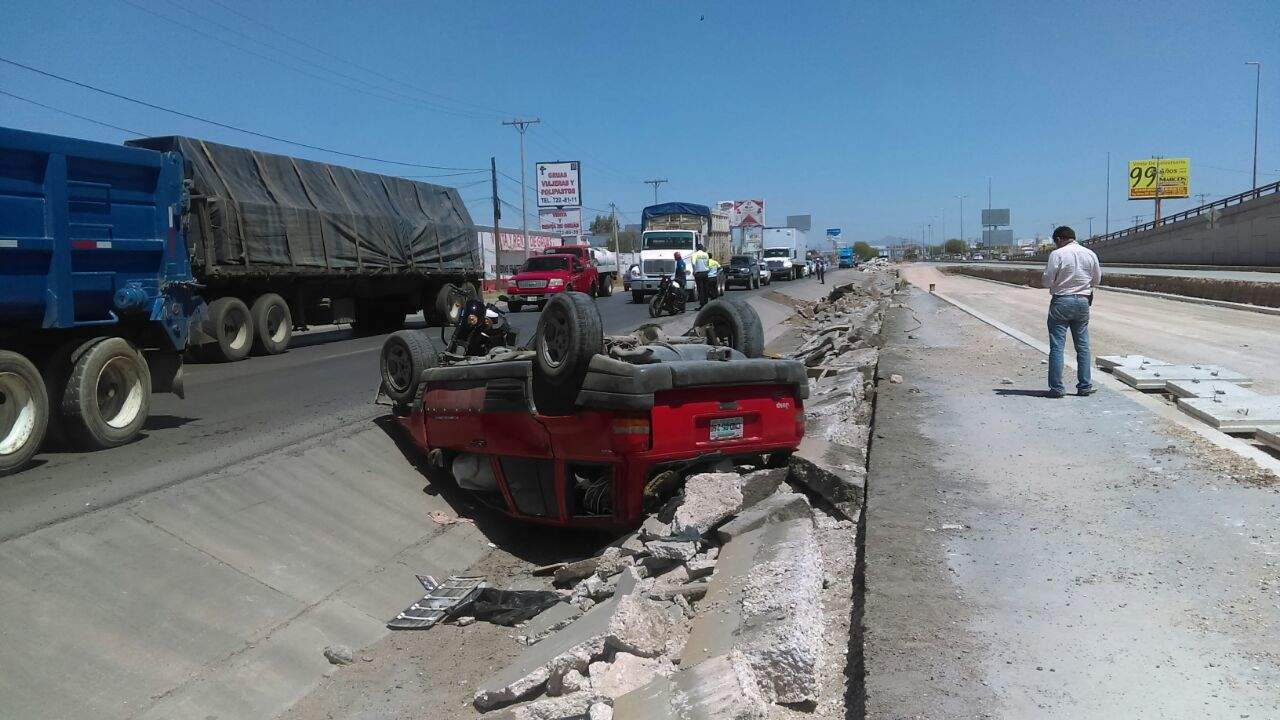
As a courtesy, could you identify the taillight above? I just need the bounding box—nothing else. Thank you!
[611,417,651,452]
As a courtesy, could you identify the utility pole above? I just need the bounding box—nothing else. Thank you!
[1195,193,1210,206]
[1247,61,1262,194]
[502,117,540,255]
[609,202,619,252]
[1105,152,1111,236]
[1133,214,1143,228]
[490,157,501,273]
[643,179,668,204]
[1086,216,1095,239]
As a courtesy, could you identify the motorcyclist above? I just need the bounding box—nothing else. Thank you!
[673,252,687,309]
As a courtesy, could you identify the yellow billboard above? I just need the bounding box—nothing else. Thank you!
[1128,158,1190,200]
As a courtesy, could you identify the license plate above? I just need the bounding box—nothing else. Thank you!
[709,417,744,441]
[527,295,543,301]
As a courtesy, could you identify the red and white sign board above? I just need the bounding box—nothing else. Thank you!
[536,161,581,207]
[538,207,582,237]
[729,199,765,227]
[497,231,559,254]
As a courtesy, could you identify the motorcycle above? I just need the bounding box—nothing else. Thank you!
[648,275,687,318]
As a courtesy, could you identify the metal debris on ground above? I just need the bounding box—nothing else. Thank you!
[387,574,486,630]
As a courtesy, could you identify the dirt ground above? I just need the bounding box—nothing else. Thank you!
[862,288,1280,719]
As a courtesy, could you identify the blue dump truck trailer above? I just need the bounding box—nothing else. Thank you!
[838,245,855,268]
[0,127,481,475]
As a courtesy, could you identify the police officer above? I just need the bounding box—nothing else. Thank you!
[690,244,711,308]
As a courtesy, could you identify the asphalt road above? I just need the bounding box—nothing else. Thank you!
[0,274,826,540]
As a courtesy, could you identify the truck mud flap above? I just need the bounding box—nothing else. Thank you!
[144,350,185,399]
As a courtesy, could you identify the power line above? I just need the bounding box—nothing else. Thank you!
[0,56,484,171]
[204,0,516,119]
[0,87,146,136]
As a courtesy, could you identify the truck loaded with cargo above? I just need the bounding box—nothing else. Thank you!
[0,126,481,474]
[632,202,731,304]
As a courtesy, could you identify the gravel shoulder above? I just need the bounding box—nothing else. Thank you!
[863,288,1280,718]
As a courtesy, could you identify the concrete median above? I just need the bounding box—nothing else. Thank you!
[943,265,1280,308]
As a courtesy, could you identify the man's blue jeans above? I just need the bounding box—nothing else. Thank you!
[1047,295,1092,395]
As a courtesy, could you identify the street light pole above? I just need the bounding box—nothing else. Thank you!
[955,194,968,248]
[1086,216,1095,238]
[1247,61,1262,193]
[502,118,541,255]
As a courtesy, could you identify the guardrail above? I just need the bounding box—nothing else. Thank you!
[1083,180,1280,248]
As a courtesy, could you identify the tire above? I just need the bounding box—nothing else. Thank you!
[380,330,438,405]
[598,274,613,297]
[431,284,459,327]
[694,298,765,358]
[201,297,254,362]
[61,337,151,449]
[589,279,599,299]
[632,290,644,304]
[648,294,662,318]
[250,293,292,355]
[507,301,524,313]
[0,351,49,476]
[453,282,480,323]
[534,292,603,412]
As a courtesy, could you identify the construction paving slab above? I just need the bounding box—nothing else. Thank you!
[1095,354,1172,371]
[1165,378,1260,399]
[1112,363,1253,390]
[1254,426,1280,453]
[1178,396,1280,432]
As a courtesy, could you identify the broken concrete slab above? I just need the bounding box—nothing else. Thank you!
[644,538,699,562]
[612,651,768,720]
[1178,396,1280,432]
[1254,426,1280,454]
[681,518,825,705]
[788,434,866,520]
[1112,363,1252,391]
[715,492,812,543]
[588,652,673,700]
[520,602,582,645]
[489,690,602,720]
[474,588,674,710]
[553,547,629,586]
[684,553,716,581]
[669,473,744,538]
[1164,379,1260,400]
[589,702,614,720]
[1095,354,1172,371]
[734,467,786,508]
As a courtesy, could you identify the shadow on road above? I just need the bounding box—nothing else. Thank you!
[144,414,198,431]
[371,414,611,566]
[994,388,1057,398]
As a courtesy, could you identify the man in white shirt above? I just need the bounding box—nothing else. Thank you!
[1041,226,1102,398]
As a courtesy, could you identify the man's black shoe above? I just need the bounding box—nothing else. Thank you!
[1078,386,1098,396]
[1047,391,1065,398]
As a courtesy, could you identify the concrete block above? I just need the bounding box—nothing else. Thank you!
[680,518,825,705]
[1096,354,1172,371]
[521,602,583,645]
[490,690,602,720]
[1164,379,1260,400]
[554,547,627,586]
[735,467,786,508]
[788,434,866,520]
[1178,396,1280,432]
[1113,363,1252,391]
[589,702,614,720]
[1255,426,1280,453]
[685,553,717,581]
[474,589,673,710]
[612,651,768,720]
[670,473,744,538]
[644,539,699,562]
[588,652,673,700]
[715,492,812,543]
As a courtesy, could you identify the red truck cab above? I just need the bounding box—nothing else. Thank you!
[505,254,597,312]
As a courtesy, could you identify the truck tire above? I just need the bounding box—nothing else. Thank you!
[61,337,151,449]
[632,290,644,304]
[451,282,480,324]
[534,292,602,414]
[430,284,459,327]
[250,293,292,355]
[694,298,765,359]
[0,351,49,476]
[380,330,438,405]
[202,297,254,362]
[589,278,599,299]
[40,337,103,448]
[598,274,613,297]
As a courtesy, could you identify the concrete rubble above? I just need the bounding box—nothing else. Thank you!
[468,271,896,719]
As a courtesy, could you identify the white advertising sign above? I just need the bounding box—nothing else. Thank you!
[730,199,765,227]
[538,207,582,236]
[536,161,581,207]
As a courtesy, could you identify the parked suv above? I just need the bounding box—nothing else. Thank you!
[726,254,763,290]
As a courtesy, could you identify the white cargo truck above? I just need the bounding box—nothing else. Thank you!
[761,227,809,280]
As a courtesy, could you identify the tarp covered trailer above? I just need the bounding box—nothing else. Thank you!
[126,136,483,361]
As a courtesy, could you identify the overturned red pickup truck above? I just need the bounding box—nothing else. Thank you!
[378,292,806,529]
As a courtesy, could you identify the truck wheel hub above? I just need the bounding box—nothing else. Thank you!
[96,357,144,429]
[0,372,37,456]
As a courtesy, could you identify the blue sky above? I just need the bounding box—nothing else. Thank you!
[1,0,1276,244]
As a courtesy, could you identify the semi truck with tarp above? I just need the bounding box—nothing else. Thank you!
[0,126,481,475]
[633,202,731,304]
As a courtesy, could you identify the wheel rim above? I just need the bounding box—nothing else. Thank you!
[96,356,144,430]
[224,307,249,351]
[384,342,413,391]
[540,310,570,368]
[266,304,288,344]
[0,371,37,457]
